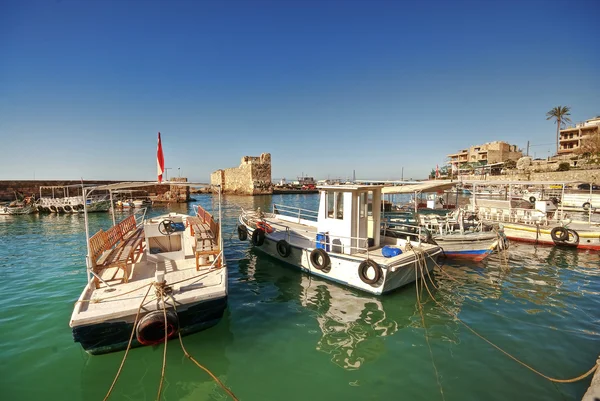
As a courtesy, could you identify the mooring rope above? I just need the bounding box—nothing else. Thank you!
[413,249,445,401]
[417,261,599,384]
[155,283,172,401]
[166,294,240,401]
[103,282,154,401]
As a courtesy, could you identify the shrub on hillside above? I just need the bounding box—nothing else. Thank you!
[557,162,570,171]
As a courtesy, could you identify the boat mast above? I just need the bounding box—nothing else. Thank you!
[83,186,92,283]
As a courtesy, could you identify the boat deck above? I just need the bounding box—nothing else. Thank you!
[71,214,226,327]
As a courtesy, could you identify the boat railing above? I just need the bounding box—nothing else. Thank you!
[272,203,318,222]
[133,207,147,226]
[381,220,430,242]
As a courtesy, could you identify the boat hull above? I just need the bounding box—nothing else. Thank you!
[433,233,500,262]
[242,223,441,295]
[72,296,227,355]
[501,223,600,250]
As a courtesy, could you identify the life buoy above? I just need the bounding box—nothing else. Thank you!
[358,259,382,285]
[550,227,568,242]
[136,310,179,346]
[238,225,248,241]
[309,248,331,272]
[256,221,274,233]
[64,205,73,213]
[252,228,265,246]
[583,202,591,210]
[529,196,536,203]
[276,240,291,257]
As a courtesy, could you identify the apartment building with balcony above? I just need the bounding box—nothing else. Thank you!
[447,141,522,170]
[558,116,600,155]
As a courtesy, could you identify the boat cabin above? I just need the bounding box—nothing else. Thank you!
[316,185,383,255]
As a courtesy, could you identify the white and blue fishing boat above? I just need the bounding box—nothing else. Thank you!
[381,182,504,261]
[238,184,442,295]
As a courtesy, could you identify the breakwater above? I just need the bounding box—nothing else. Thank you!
[0,180,173,202]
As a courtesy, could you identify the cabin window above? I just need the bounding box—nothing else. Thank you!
[326,191,344,220]
[359,193,366,218]
[327,191,335,218]
[336,192,344,219]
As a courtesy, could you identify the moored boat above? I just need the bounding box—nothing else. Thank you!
[238,185,442,295]
[70,182,227,355]
[466,180,600,250]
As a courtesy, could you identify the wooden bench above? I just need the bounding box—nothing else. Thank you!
[88,215,145,287]
[190,207,221,270]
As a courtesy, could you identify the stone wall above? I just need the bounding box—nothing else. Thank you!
[210,153,272,195]
[464,169,600,183]
[0,180,175,202]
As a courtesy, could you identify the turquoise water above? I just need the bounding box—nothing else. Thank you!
[1,194,599,401]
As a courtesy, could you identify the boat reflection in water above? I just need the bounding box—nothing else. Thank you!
[241,249,415,371]
[300,276,399,370]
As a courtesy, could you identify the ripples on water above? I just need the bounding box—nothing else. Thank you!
[0,194,598,401]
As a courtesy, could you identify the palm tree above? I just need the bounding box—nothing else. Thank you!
[546,106,572,154]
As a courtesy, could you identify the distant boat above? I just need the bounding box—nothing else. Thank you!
[37,185,109,213]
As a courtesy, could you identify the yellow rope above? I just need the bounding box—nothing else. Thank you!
[103,282,154,401]
[414,250,446,401]
[166,294,239,401]
[156,288,169,401]
[418,263,599,384]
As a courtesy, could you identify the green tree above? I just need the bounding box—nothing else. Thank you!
[546,106,572,155]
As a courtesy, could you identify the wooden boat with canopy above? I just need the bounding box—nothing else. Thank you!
[69,181,227,355]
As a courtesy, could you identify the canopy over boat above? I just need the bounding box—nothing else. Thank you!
[381,181,456,195]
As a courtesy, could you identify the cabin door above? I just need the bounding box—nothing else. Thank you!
[357,192,368,250]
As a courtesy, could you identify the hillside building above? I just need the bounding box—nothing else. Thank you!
[558,116,600,155]
[447,141,522,170]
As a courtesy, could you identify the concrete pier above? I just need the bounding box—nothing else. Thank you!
[582,358,600,401]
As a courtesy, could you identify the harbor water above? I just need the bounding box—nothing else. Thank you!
[0,193,598,401]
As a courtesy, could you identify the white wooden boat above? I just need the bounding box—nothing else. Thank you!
[238,185,442,295]
[70,182,226,355]
[37,185,110,213]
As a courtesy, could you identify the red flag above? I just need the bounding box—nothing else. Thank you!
[157,132,165,183]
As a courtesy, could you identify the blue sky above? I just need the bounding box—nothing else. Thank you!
[1,0,598,182]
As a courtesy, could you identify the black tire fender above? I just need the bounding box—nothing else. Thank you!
[550,227,569,242]
[529,196,536,203]
[583,202,591,210]
[309,248,331,272]
[565,229,580,246]
[251,228,265,246]
[136,310,179,346]
[276,239,291,257]
[237,225,248,241]
[358,259,382,285]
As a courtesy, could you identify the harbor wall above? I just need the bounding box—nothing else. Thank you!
[0,180,186,202]
[461,169,600,184]
[210,153,272,195]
